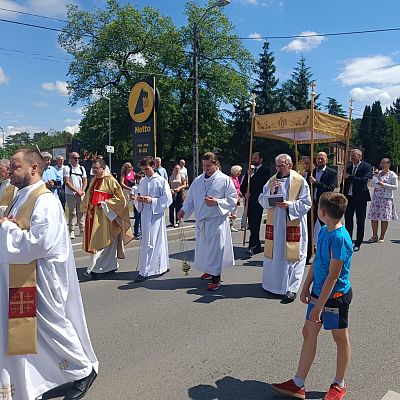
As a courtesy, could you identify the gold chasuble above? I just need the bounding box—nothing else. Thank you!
[264,171,303,261]
[0,181,15,207]
[82,175,133,257]
[4,183,50,355]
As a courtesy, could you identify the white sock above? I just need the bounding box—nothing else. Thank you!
[292,375,305,388]
[333,378,345,388]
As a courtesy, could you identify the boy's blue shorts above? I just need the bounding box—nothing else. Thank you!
[306,287,352,330]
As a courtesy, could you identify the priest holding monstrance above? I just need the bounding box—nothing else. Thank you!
[0,149,98,400]
[82,158,133,279]
[259,154,311,303]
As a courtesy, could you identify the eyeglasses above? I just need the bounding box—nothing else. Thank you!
[276,164,287,169]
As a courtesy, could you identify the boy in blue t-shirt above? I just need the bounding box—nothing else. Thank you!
[272,192,353,400]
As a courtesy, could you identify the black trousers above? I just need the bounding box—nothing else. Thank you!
[169,191,183,225]
[248,199,264,249]
[345,195,367,247]
[306,207,325,262]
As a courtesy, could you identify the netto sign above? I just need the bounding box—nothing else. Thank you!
[128,78,158,161]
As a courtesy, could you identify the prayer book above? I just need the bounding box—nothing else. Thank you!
[91,190,112,206]
[266,194,284,207]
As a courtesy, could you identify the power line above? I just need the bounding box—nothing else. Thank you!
[0,7,68,23]
[0,18,63,32]
[237,27,400,40]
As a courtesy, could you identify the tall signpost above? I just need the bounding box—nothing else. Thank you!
[128,77,158,162]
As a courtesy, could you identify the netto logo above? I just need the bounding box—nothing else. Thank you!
[128,82,155,123]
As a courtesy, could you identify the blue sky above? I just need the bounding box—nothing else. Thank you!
[1,0,400,144]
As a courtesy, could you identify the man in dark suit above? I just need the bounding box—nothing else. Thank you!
[240,152,270,256]
[343,149,372,251]
[305,152,338,264]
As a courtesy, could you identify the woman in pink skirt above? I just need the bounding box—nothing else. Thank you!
[367,158,398,243]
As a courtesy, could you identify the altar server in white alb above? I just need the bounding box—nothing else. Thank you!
[178,152,237,291]
[259,154,311,304]
[0,149,98,400]
[134,157,172,283]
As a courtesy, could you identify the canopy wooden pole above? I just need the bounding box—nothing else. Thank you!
[341,98,353,193]
[242,94,257,246]
[295,141,299,172]
[310,82,316,257]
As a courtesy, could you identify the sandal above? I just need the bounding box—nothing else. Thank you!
[367,236,378,243]
[377,236,385,243]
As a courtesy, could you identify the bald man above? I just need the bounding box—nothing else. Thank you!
[305,152,337,263]
[0,149,97,400]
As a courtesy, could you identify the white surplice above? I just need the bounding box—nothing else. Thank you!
[0,180,98,400]
[181,169,237,276]
[135,174,172,277]
[258,171,311,294]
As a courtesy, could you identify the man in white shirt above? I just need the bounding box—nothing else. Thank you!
[179,159,188,183]
[64,152,87,239]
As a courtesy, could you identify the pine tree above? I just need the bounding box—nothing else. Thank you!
[358,105,372,162]
[386,97,400,123]
[253,40,279,115]
[285,55,319,110]
[226,97,252,162]
[369,101,387,167]
[384,115,400,167]
[326,97,346,117]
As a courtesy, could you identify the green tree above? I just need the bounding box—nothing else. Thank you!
[326,97,346,117]
[369,101,387,167]
[5,132,32,154]
[358,105,372,160]
[59,0,253,161]
[386,97,400,123]
[384,115,400,167]
[284,55,319,110]
[253,40,279,115]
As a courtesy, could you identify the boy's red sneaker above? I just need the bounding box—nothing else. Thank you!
[200,273,212,280]
[271,379,305,399]
[323,384,347,400]
[207,281,221,291]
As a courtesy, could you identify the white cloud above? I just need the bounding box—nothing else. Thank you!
[248,32,263,41]
[246,0,258,4]
[281,31,325,53]
[0,67,9,85]
[73,107,84,116]
[337,55,400,86]
[337,55,400,109]
[0,0,70,18]
[127,53,147,66]
[41,81,69,96]
[64,124,80,135]
[349,86,400,110]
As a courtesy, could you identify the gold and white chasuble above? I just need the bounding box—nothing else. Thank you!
[259,170,311,295]
[0,180,98,400]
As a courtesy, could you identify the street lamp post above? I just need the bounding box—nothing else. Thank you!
[192,0,230,179]
[103,93,112,173]
[0,126,4,158]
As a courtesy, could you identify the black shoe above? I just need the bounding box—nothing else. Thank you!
[281,291,297,304]
[353,245,360,252]
[64,369,97,400]
[246,247,254,256]
[134,274,146,283]
[253,246,263,254]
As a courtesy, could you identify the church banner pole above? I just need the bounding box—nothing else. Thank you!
[242,94,256,246]
[310,82,316,257]
[341,98,353,193]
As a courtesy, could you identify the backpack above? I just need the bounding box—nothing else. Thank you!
[63,164,85,189]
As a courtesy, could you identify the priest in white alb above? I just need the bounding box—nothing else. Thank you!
[0,159,17,216]
[0,149,98,400]
[178,152,237,291]
[134,158,172,283]
[259,153,311,303]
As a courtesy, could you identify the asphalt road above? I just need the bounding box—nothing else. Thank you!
[43,201,400,400]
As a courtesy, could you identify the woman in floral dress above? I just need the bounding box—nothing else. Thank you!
[367,158,398,242]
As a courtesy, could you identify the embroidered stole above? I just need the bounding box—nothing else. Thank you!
[264,170,303,261]
[0,182,15,207]
[4,183,50,355]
